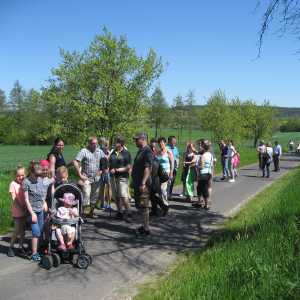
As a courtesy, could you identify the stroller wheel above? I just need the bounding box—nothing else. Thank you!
[77,254,90,269]
[52,253,61,267]
[86,254,93,265]
[41,255,53,270]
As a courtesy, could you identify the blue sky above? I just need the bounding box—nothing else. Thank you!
[0,0,299,107]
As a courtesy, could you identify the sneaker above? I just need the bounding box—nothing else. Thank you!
[7,247,15,257]
[228,179,235,183]
[136,226,151,236]
[115,212,123,220]
[18,247,27,256]
[31,253,41,262]
[104,205,112,212]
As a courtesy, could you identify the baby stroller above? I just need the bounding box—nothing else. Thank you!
[41,183,92,270]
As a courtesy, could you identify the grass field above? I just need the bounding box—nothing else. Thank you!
[1,130,299,234]
[135,167,300,300]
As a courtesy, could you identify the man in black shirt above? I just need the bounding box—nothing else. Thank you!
[132,133,153,235]
[109,137,131,220]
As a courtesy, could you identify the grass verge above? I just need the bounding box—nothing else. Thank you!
[135,167,300,300]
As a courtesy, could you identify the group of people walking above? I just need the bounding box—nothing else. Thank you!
[12,133,288,263]
[257,140,282,177]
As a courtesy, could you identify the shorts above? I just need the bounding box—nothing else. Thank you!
[111,176,129,199]
[28,211,44,238]
[197,174,212,199]
[134,187,151,209]
[61,224,75,235]
[81,179,101,206]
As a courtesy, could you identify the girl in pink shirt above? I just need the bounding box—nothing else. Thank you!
[7,166,27,257]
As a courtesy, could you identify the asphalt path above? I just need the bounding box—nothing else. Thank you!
[0,154,299,300]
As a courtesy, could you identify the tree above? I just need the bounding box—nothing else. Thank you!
[240,100,275,147]
[200,90,234,142]
[0,89,6,112]
[48,28,163,145]
[9,80,26,112]
[148,86,168,138]
[171,94,186,144]
[185,90,198,140]
[257,0,300,56]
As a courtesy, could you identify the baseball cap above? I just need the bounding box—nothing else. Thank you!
[133,132,148,140]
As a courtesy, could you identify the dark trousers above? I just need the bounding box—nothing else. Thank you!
[273,155,280,171]
[151,191,168,213]
[168,169,177,197]
[262,159,271,177]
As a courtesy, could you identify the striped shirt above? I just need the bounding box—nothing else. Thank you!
[75,147,105,179]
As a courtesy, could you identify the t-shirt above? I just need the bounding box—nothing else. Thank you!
[75,147,105,179]
[199,152,214,175]
[132,145,153,189]
[109,148,131,178]
[23,177,47,213]
[9,181,26,218]
[167,145,179,169]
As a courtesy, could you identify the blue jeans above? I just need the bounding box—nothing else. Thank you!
[28,211,44,238]
[222,158,229,177]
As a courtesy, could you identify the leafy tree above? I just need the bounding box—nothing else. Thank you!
[185,90,198,140]
[171,94,186,144]
[200,90,233,142]
[0,89,6,112]
[9,80,26,112]
[148,86,168,138]
[48,28,163,145]
[241,100,275,147]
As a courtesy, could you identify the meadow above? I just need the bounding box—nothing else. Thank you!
[135,166,300,300]
[1,130,299,234]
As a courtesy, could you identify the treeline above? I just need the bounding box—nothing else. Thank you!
[280,117,300,132]
[0,29,277,146]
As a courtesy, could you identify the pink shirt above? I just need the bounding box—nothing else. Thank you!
[9,181,26,218]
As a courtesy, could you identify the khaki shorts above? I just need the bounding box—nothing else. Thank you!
[81,179,101,206]
[61,224,75,235]
[111,176,129,200]
[134,187,151,208]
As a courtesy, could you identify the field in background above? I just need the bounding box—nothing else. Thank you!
[1,130,300,234]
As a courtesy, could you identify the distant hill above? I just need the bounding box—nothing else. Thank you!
[192,105,300,119]
[274,107,300,118]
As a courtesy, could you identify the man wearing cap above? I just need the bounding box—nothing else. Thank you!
[109,136,132,220]
[132,133,153,235]
[73,136,105,217]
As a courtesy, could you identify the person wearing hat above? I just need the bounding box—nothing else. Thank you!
[55,193,79,251]
[109,136,132,220]
[132,133,153,236]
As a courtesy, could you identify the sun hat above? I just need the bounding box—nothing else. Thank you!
[59,193,78,206]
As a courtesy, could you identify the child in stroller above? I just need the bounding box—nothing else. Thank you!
[41,183,92,270]
[56,193,79,251]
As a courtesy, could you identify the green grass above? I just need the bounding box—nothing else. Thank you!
[135,167,300,300]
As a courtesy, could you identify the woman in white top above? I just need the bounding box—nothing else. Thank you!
[227,140,237,183]
[262,142,273,178]
[193,142,213,209]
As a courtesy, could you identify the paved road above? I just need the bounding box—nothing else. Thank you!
[1,154,300,300]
